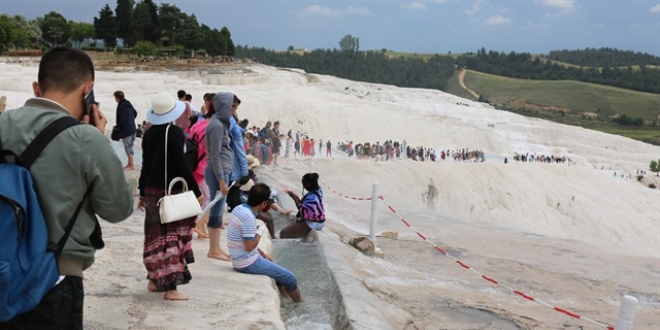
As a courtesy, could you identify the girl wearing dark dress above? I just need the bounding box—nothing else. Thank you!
[137,92,203,301]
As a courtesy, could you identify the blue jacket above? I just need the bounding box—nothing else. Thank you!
[115,99,137,139]
[229,116,248,181]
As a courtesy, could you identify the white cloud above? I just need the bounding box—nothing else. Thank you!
[465,0,481,15]
[304,5,371,18]
[650,4,660,13]
[401,2,427,10]
[539,0,578,14]
[484,14,512,25]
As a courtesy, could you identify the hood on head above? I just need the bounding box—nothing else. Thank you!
[212,92,234,127]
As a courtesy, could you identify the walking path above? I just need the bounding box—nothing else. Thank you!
[458,69,480,99]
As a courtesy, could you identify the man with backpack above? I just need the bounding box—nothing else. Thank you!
[0,47,134,328]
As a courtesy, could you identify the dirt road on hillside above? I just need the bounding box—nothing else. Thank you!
[458,69,480,99]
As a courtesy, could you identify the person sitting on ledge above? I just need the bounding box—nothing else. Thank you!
[227,183,302,302]
[280,173,326,239]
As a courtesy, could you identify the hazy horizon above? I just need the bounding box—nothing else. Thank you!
[1,0,659,55]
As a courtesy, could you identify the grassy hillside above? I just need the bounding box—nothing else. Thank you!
[463,71,659,120]
[449,70,660,145]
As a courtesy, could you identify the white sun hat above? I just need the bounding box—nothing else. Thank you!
[146,92,186,125]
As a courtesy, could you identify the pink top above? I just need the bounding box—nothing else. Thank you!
[188,118,208,183]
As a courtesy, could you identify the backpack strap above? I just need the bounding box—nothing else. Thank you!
[53,185,92,260]
[21,116,80,169]
[18,116,89,259]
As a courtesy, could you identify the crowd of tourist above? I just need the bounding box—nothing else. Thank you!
[511,152,572,164]
[0,47,333,328]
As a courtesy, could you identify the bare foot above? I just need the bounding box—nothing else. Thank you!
[124,166,135,170]
[207,251,231,262]
[147,281,158,292]
[194,228,209,239]
[164,290,189,301]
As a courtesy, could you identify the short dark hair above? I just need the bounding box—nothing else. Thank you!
[274,121,280,126]
[38,47,95,94]
[113,90,125,100]
[204,93,215,102]
[238,118,249,129]
[185,94,192,101]
[247,183,271,206]
[177,90,186,99]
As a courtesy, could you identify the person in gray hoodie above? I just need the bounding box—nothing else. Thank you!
[204,92,234,261]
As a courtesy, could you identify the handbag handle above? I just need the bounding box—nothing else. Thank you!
[164,124,170,195]
[168,177,189,195]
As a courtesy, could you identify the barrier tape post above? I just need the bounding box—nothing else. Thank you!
[369,182,379,249]
[615,295,638,330]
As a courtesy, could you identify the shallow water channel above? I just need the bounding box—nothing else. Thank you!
[272,207,350,329]
[273,239,349,330]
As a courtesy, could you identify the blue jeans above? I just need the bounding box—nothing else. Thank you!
[234,255,298,292]
[205,167,230,229]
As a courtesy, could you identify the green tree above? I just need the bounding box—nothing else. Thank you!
[7,15,34,47]
[131,1,155,42]
[650,160,660,176]
[157,3,182,46]
[143,0,160,42]
[39,11,70,46]
[339,34,359,52]
[115,0,134,46]
[69,21,95,48]
[18,16,42,44]
[94,4,117,48]
[220,27,234,57]
[0,15,17,52]
[204,27,224,60]
[134,40,156,57]
[287,45,294,52]
[174,13,204,51]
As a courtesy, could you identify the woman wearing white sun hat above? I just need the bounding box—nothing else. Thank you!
[137,92,203,301]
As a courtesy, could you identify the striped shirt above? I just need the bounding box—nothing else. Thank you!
[227,204,259,269]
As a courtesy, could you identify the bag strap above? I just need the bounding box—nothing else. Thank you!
[21,116,80,169]
[53,185,92,260]
[164,124,170,196]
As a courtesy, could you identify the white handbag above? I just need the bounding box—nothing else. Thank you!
[158,124,202,224]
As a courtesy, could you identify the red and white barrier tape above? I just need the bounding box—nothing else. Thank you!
[289,159,615,329]
[379,198,614,330]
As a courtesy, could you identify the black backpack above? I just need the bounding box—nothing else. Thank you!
[184,134,204,171]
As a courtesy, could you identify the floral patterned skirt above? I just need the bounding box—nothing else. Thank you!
[143,188,196,291]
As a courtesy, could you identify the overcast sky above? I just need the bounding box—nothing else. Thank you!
[1,0,659,55]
